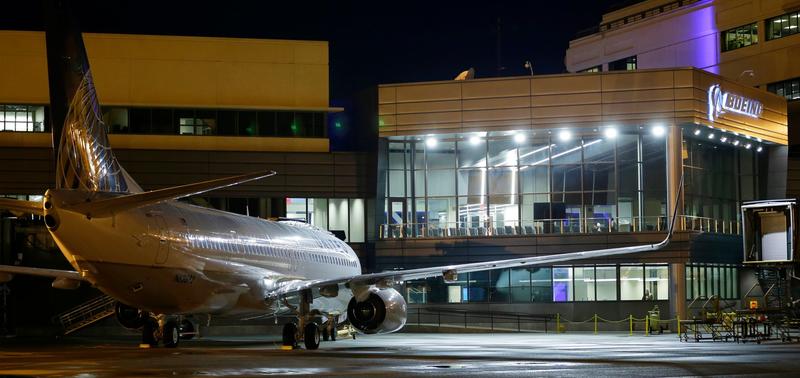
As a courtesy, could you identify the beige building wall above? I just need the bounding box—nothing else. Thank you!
[566,0,800,90]
[379,68,787,145]
[0,31,332,111]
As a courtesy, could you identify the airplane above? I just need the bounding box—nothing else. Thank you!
[0,0,681,350]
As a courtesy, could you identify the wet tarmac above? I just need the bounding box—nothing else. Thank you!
[0,332,798,377]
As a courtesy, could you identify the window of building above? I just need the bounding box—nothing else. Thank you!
[578,65,602,73]
[0,105,46,132]
[767,77,800,101]
[645,265,669,300]
[608,56,637,71]
[285,197,366,243]
[596,265,618,300]
[574,266,595,301]
[685,264,739,300]
[552,267,573,302]
[722,23,758,52]
[620,265,644,300]
[767,11,800,41]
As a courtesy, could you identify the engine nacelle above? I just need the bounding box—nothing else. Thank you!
[115,302,146,330]
[347,288,406,334]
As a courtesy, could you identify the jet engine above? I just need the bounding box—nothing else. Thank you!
[347,288,406,334]
[115,302,146,329]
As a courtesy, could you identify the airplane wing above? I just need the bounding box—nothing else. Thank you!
[265,230,673,300]
[268,176,684,301]
[0,264,86,282]
[0,198,43,216]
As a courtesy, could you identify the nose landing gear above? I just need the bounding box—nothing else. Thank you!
[281,289,327,350]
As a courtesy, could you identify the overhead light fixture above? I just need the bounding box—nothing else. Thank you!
[708,133,715,139]
[426,137,437,148]
[558,130,571,142]
[514,133,526,143]
[756,146,763,152]
[604,128,618,139]
[733,140,740,146]
[720,136,728,142]
[469,135,481,145]
[745,143,752,149]
[652,125,666,137]
[694,129,701,136]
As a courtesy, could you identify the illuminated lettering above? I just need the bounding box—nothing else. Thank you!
[708,84,763,121]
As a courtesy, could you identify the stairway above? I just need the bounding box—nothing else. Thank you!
[55,294,116,335]
[756,268,788,313]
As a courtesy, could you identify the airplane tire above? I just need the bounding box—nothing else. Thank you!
[322,327,329,341]
[163,320,180,348]
[282,322,297,347]
[304,323,320,350]
[142,317,158,347]
[179,319,195,340]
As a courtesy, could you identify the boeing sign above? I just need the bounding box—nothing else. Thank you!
[708,84,763,122]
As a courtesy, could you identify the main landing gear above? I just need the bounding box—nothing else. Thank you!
[281,290,336,350]
[141,314,194,348]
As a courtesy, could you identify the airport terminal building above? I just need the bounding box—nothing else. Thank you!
[376,68,787,322]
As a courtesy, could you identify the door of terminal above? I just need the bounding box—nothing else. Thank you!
[388,198,407,238]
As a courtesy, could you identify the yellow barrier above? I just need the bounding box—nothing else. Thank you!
[554,313,681,336]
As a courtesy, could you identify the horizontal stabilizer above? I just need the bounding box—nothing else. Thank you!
[66,170,277,218]
[0,198,43,216]
[0,264,85,282]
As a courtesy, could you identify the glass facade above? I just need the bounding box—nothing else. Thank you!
[766,11,800,41]
[101,107,327,138]
[384,127,762,239]
[767,77,800,101]
[682,132,759,231]
[286,197,366,242]
[685,264,739,300]
[384,130,667,237]
[722,23,758,52]
[405,263,668,304]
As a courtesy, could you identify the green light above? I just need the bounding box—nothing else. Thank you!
[290,124,297,132]
[335,121,342,129]
[379,119,385,127]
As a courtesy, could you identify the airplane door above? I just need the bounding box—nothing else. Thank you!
[153,215,169,264]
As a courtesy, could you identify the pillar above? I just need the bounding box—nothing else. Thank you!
[670,262,687,325]
[666,124,684,231]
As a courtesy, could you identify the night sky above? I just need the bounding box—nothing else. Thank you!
[1,1,634,149]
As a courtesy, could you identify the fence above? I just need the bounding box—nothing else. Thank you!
[408,307,684,337]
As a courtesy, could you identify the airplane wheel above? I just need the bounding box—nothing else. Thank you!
[282,322,297,347]
[304,323,320,350]
[142,317,158,347]
[322,327,330,341]
[163,320,180,348]
[179,319,195,340]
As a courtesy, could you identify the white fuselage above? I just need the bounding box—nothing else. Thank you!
[45,189,361,316]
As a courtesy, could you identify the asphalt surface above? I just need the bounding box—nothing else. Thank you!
[0,332,798,377]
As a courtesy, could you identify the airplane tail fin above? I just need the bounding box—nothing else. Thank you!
[44,0,139,193]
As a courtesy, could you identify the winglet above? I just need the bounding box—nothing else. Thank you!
[65,170,277,218]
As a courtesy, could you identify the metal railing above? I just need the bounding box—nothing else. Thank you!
[54,294,116,335]
[380,215,739,239]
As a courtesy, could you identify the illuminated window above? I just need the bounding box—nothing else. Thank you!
[766,11,800,41]
[767,77,800,101]
[0,105,46,132]
[645,265,669,300]
[608,56,637,71]
[578,65,601,73]
[721,23,758,52]
[620,265,644,300]
[552,267,573,302]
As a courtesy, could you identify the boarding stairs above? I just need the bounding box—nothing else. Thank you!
[54,294,116,335]
[756,268,789,313]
